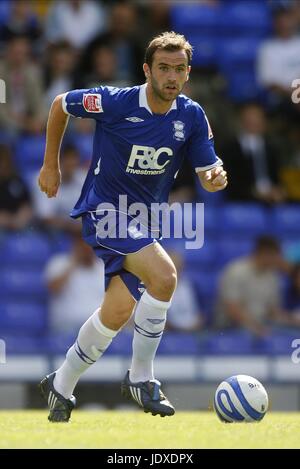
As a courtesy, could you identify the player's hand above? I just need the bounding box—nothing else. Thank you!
[201,166,228,192]
[38,165,61,198]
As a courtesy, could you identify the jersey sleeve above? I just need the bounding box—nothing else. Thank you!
[62,86,117,120]
[186,104,223,172]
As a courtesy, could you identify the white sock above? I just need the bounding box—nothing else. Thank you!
[129,290,171,383]
[54,309,119,399]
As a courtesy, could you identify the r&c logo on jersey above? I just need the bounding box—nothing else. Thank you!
[172,120,185,141]
[126,145,173,175]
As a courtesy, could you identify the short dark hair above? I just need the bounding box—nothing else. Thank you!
[254,236,281,254]
[144,31,193,68]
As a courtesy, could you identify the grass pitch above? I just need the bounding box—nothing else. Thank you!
[1,410,300,449]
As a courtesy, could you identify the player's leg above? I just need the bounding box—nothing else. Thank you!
[124,241,177,301]
[124,241,176,382]
[39,275,135,422]
[121,242,177,416]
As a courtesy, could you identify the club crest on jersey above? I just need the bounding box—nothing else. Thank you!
[83,93,103,113]
[172,120,185,141]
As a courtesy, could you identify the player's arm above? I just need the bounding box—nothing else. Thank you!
[38,94,69,198]
[197,166,228,192]
[187,105,228,192]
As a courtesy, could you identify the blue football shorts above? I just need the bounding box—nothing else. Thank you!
[81,211,159,301]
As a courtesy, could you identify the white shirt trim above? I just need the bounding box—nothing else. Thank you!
[139,83,177,115]
[61,92,70,115]
[194,157,223,173]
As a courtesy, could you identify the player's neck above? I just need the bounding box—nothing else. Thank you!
[146,83,174,115]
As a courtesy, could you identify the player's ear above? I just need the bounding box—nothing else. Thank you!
[143,63,151,80]
[186,65,191,82]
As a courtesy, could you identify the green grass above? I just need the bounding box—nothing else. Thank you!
[0,410,300,449]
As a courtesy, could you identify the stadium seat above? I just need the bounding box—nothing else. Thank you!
[107,329,132,355]
[185,270,220,324]
[159,332,201,355]
[0,333,42,354]
[203,205,219,234]
[257,330,298,355]
[271,205,300,236]
[203,330,254,355]
[15,135,46,173]
[183,239,216,268]
[226,69,261,101]
[43,332,77,355]
[0,231,52,267]
[219,203,269,235]
[216,37,263,74]
[0,301,48,333]
[186,34,217,67]
[186,270,219,297]
[71,133,93,164]
[0,268,47,301]
[219,1,271,37]
[170,4,220,36]
[216,237,254,265]
[51,232,73,254]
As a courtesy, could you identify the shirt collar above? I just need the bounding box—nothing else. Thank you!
[139,83,177,115]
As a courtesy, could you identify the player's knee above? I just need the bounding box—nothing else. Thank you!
[148,267,177,299]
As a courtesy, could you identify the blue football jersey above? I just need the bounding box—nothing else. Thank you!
[62,83,222,219]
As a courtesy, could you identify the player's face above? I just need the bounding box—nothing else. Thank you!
[145,49,190,102]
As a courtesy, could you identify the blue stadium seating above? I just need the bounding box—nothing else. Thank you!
[0,301,48,333]
[271,206,300,236]
[170,4,220,36]
[0,1,11,25]
[0,333,42,354]
[107,329,132,355]
[255,330,298,355]
[0,231,52,267]
[203,205,219,233]
[185,270,220,323]
[0,268,47,301]
[216,237,254,265]
[219,203,269,235]
[43,332,77,355]
[159,332,201,355]
[219,1,271,37]
[217,37,263,73]
[226,69,261,101]
[71,133,93,164]
[186,34,217,67]
[203,330,255,355]
[14,135,46,183]
[183,239,216,268]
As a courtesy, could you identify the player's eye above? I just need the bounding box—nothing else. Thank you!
[159,66,168,72]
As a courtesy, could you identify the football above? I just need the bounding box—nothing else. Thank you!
[214,375,269,423]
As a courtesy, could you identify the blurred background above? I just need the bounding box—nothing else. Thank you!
[0,0,300,412]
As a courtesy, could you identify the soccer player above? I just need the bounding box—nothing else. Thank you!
[38,32,228,422]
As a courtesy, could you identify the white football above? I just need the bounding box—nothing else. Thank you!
[214,374,269,423]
